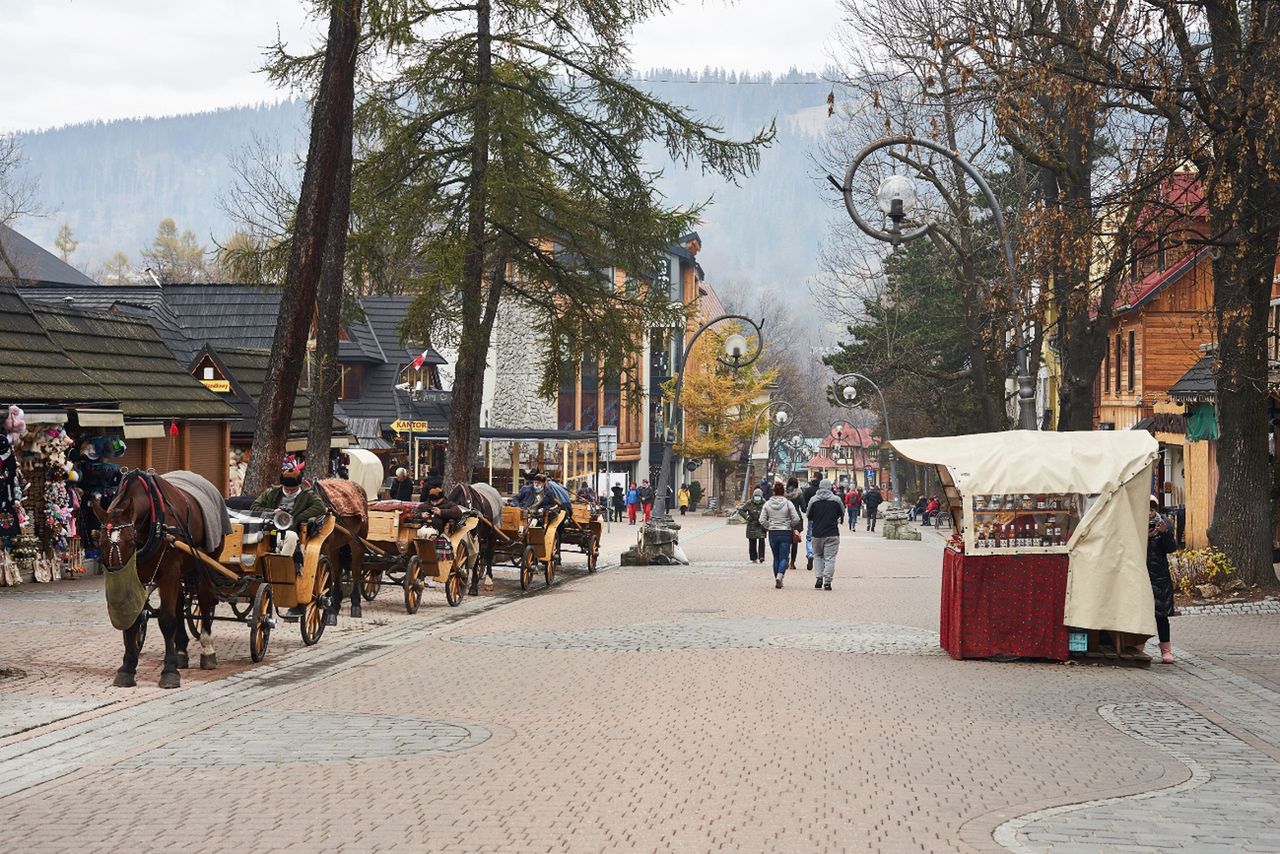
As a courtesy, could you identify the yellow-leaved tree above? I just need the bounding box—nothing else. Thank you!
[667,325,778,508]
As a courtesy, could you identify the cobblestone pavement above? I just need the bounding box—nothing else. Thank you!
[0,511,1276,852]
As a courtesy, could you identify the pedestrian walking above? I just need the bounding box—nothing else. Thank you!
[845,487,862,531]
[759,482,801,588]
[1148,495,1177,663]
[610,484,625,522]
[735,489,767,563]
[807,479,843,590]
[863,484,883,532]
[802,474,821,569]
[785,476,806,569]
[678,484,691,516]
[625,482,639,525]
[637,479,655,522]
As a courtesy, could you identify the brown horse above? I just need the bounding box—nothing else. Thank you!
[314,478,369,619]
[92,469,218,689]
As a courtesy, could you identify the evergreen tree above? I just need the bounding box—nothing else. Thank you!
[140,217,209,283]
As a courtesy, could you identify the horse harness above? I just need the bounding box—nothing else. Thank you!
[104,470,199,573]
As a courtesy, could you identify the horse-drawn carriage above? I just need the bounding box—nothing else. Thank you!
[475,499,599,589]
[352,502,479,611]
[180,507,340,662]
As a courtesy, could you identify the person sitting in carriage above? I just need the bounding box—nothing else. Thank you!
[250,462,327,570]
[530,472,572,517]
[418,485,467,530]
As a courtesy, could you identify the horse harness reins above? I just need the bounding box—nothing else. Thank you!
[104,470,199,574]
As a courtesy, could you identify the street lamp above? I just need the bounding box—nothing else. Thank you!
[740,400,794,504]
[829,135,1037,429]
[833,372,900,505]
[655,314,764,519]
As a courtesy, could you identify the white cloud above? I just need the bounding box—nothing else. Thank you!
[0,0,839,131]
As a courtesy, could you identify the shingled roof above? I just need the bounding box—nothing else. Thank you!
[1167,354,1216,403]
[0,283,111,406]
[0,224,98,287]
[31,304,235,421]
[197,345,345,439]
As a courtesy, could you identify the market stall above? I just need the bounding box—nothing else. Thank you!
[890,431,1159,662]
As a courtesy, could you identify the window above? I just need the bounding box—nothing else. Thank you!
[202,366,214,380]
[1104,337,1111,396]
[1271,301,1280,363]
[1127,331,1136,392]
[1115,333,1123,393]
[580,358,598,431]
[338,364,364,400]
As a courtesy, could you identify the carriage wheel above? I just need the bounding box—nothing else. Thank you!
[584,534,598,573]
[184,589,212,640]
[519,545,536,591]
[248,583,273,663]
[403,556,423,615]
[445,541,470,607]
[301,556,333,646]
[360,567,382,602]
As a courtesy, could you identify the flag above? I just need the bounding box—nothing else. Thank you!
[411,349,429,370]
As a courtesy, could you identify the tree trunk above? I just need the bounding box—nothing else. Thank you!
[304,104,355,480]
[243,0,361,495]
[445,0,493,491]
[1205,198,1279,588]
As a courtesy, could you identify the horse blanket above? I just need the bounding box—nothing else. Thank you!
[316,478,368,523]
[160,470,230,553]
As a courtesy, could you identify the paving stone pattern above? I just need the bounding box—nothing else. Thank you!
[0,693,115,739]
[1000,701,1280,852]
[116,710,489,767]
[1177,599,1280,617]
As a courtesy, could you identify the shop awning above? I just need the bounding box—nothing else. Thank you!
[124,422,167,439]
[285,436,353,452]
[75,408,125,427]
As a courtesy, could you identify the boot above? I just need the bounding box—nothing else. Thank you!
[815,577,823,589]
[824,581,832,591]
[806,557,813,571]
[1159,642,1174,664]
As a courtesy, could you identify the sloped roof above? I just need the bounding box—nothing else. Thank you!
[1114,248,1209,314]
[31,304,235,420]
[804,454,838,469]
[820,423,876,450]
[1167,354,1215,402]
[199,345,336,438]
[0,224,98,287]
[163,284,282,349]
[0,283,111,405]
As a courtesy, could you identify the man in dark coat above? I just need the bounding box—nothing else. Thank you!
[389,467,415,501]
[801,475,821,569]
[1148,496,1177,663]
[862,485,883,532]
[636,479,656,522]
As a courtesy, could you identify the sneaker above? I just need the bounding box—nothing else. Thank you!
[815,578,823,589]
[824,582,832,591]
[775,575,783,589]
[806,557,813,571]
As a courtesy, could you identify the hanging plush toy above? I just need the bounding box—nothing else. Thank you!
[4,405,25,446]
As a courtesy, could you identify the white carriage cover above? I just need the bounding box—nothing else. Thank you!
[890,431,1159,636]
[342,448,385,501]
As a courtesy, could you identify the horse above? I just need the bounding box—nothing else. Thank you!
[313,478,370,619]
[91,469,221,689]
[450,482,502,595]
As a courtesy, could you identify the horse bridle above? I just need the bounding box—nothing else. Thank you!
[102,471,171,569]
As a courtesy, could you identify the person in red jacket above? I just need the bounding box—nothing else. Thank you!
[844,487,862,531]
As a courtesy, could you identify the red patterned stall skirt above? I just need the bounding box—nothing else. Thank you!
[940,547,1071,661]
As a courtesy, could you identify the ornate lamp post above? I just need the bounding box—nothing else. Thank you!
[741,400,794,504]
[830,135,1037,430]
[833,372,900,504]
[654,314,764,519]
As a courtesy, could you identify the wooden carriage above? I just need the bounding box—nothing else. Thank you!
[175,512,340,664]
[558,501,602,574]
[354,504,480,610]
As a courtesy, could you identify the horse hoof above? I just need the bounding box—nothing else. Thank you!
[468,585,480,597]
[176,650,189,669]
[199,653,218,670]
[112,671,137,688]
[350,605,362,619]
[324,612,338,627]
[158,671,181,689]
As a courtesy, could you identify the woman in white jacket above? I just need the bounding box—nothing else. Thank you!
[758,482,801,588]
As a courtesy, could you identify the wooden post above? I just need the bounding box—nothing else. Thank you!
[511,442,520,494]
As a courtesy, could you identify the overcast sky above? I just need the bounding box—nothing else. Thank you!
[0,0,842,132]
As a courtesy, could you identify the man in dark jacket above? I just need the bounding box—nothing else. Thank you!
[807,479,844,590]
[1148,496,1177,663]
[389,467,415,501]
[801,475,821,569]
[636,479,655,521]
[863,485,883,532]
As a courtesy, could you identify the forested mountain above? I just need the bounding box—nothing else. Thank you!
[14,70,836,308]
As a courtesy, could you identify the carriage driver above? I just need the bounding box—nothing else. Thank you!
[530,472,572,515]
[251,463,327,569]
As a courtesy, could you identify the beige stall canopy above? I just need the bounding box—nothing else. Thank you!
[890,431,1159,636]
[343,448,386,501]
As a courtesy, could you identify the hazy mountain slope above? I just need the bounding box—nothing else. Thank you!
[14,72,836,308]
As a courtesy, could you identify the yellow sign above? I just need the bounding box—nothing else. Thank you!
[390,419,429,434]
[201,379,231,393]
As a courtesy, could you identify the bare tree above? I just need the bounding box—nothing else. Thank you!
[0,135,43,282]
